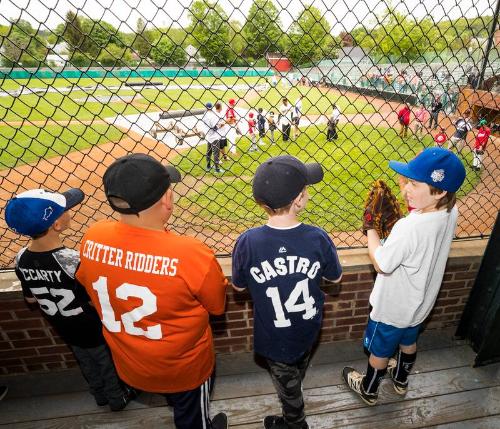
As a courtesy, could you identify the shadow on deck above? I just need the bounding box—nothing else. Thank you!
[1,328,499,428]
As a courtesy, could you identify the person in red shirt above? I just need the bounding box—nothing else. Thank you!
[247,112,258,152]
[434,128,447,147]
[76,154,229,429]
[397,104,411,138]
[225,98,240,155]
[473,119,491,171]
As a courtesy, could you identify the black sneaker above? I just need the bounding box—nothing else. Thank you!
[264,416,288,429]
[387,358,409,395]
[94,394,108,406]
[342,367,378,406]
[211,412,228,429]
[109,386,138,412]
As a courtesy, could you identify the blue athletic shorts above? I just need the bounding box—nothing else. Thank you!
[363,318,421,358]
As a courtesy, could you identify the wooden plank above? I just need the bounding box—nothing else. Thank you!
[215,327,460,377]
[425,414,500,428]
[0,345,475,425]
[3,363,499,429]
[236,387,500,429]
[214,345,476,400]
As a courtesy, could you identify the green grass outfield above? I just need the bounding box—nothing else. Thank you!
[0,77,375,123]
[172,124,479,233]
[0,123,124,169]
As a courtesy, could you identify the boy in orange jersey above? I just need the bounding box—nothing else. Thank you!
[75,154,229,429]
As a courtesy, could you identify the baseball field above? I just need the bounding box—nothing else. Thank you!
[0,74,488,263]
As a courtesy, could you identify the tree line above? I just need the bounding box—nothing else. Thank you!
[0,0,493,69]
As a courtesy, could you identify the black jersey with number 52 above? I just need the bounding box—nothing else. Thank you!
[15,247,104,347]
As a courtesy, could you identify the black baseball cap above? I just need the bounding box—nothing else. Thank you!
[103,153,181,214]
[253,155,323,209]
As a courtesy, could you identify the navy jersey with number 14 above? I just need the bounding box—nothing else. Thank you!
[232,224,342,363]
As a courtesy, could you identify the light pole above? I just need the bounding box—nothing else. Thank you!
[476,0,500,90]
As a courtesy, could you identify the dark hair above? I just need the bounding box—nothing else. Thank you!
[31,229,50,239]
[256,199,293,215]
[215,102,222,110]
[258,107,263,113]
[429,185,456,212]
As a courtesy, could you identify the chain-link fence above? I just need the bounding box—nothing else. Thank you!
[0,0,499,268]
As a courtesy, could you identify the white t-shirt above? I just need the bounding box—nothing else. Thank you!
[331,108,341,122]
[201,109,221,143]
[280,103,293,125]
[370,207,458,328]
[216,109,230,138]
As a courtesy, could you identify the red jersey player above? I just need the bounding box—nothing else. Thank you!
[473,119,491,171]
[434,128,447,147]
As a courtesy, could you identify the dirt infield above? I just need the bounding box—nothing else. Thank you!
[0,90,498,268]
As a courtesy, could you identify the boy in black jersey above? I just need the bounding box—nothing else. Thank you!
[5,188,133,411]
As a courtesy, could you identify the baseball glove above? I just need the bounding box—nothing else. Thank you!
[362,180,403,239]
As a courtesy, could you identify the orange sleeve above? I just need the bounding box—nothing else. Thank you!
[194,256,228,315]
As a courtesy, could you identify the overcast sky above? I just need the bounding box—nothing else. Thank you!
[0,0,495,35]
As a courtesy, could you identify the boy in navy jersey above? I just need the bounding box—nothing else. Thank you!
[5,189,133,411]
[232,156,343,429]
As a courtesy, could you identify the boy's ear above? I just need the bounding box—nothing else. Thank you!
[433,189,447,200]
[164,188,174,210]
[51,217,63,232]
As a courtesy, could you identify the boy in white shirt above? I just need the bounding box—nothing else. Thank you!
[342,147,466,405]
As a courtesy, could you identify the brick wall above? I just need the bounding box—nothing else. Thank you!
[0,242,483,375]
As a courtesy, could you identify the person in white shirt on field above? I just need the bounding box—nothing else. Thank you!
[279,98,293,142]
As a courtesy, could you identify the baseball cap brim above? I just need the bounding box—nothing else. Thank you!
[389,160,423,182]
[305,163,324,184]
[165,165,181,184]
[62,188,85,210]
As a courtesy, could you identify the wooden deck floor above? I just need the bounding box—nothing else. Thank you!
[1,328,499,428]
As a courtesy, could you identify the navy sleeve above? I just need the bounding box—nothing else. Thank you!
[232,234,249,289]
[321,232,343,281]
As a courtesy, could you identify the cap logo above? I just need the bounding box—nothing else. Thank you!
[43,206,54,221]
[431,169,445,183]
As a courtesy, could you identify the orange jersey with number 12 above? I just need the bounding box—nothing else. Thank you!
[76,220,227,393]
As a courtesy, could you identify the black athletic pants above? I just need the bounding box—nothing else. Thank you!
[164,374,215,429]
[71,344,124,407]
[282,124,291,141]
[206,140,221,170]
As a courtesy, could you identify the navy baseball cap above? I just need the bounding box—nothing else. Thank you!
[205,102,213,109]
[104,153,181,215]
[389,147,466,193]
[5,188,85,236]
[253,155,323,209]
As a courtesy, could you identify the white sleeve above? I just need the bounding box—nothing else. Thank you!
[374,219,412,274]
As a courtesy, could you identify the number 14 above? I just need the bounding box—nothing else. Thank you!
[266,278,317,328]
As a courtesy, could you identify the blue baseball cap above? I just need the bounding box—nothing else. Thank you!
[205,102,213,109]
[5,188,84,236]
[389,147,465,193]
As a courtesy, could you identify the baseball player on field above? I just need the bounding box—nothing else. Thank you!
[5,188,133,411]
[75,154,229,429]
[472,119,491,171]
[225,98,241,155]
[232,155,343,429]
[343,147,466,406]
[448,109,473,152]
